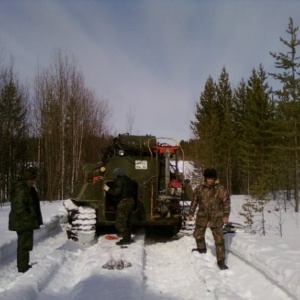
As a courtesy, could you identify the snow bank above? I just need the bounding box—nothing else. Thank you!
[1,249,67,300]
[226,234,300,300]
[1,196,300,300]
[0,201,66,264]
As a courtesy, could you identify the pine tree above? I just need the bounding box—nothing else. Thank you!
[241,65,274,201]
[272,94,294,203]
[190,76,218,169]
[215,67,234,192]
[232,80,248,193]
[269,17,300,212]
[0,78,29,201]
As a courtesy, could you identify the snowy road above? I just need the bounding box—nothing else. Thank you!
[0,221,294,300]
[143,230,292,300]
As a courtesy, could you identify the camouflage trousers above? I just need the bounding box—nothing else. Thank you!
[115,198,134,237]
[17,230,33,271]
[193,224,225,262]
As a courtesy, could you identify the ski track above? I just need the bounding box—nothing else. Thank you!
[0,223,295,300]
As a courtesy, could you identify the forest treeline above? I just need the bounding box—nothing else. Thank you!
[186,18,300,212]
[0,51,112,201]
[0,18,299,212]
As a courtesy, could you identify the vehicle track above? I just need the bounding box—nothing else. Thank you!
[205,230,293,299]
[0,226,294,300]
[143,234,214,300]
[142,226,293,300]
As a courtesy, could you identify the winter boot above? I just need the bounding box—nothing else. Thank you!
[217,260,228,270]
[192,248,207,254]
[116,239,133,245]
[18,264,32,273]
[116,232,133,246]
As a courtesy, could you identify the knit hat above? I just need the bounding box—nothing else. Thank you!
[203,168,217,179]
[24,166,38,180]
[113,168,124,177]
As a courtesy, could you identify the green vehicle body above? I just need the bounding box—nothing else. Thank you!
[70,134,185,234]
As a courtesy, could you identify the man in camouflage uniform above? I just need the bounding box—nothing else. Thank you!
[104,168,136,245]
[188,168,230,270]
[9,167,43,273]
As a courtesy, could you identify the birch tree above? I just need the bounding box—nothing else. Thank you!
[33,51,111,199]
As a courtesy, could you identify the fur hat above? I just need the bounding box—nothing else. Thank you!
[203,168,217,179]
[113,168,124,177]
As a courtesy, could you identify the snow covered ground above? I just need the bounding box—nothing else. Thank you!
[0,195,300,300]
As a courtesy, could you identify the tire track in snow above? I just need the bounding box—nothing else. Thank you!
[143,235,215,300]
[166,226,293,300]
[37,233,146,300]
[204,231,293,300]
[0,228,67,294]
[1,223,293,300]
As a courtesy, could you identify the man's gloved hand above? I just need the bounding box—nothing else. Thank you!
[103,184,110,192]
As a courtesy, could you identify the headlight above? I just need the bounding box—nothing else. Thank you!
[118,150,125,156]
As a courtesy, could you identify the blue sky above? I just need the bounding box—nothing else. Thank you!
[0,0,299,141]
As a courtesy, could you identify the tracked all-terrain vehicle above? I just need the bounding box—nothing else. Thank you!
[64,134,186,243]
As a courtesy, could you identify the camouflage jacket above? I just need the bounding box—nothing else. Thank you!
[188,180,230,227]
[9,181,41,232]
[107,175,136,204]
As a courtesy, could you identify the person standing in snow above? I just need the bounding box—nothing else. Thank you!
[103,168,136,245]
[8,167,43,273]
[188,168,230,270]
[183,179,193,201]
[181,178,194,216]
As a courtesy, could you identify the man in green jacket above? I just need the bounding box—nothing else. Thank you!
[181,178,194,217]
[9,167,43,273]
[104,168,136,245]
[188,168,230,270]
[183,179,193,201]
